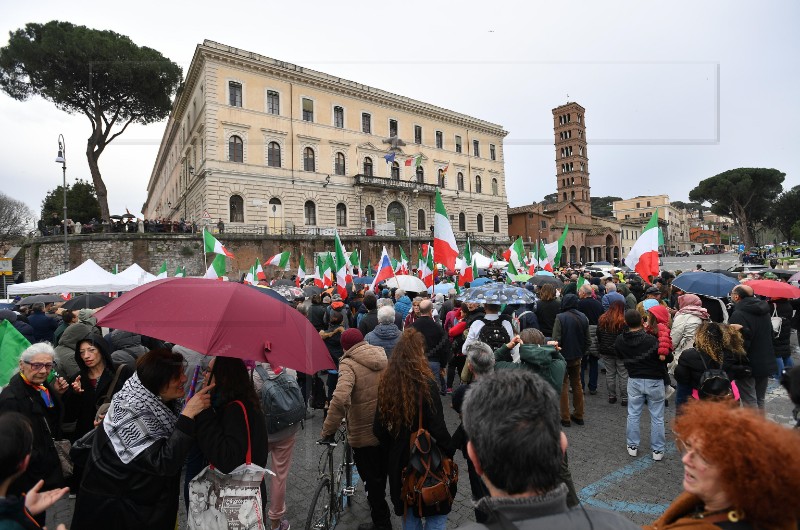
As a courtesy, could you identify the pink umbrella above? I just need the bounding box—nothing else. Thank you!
[93,278,334,373]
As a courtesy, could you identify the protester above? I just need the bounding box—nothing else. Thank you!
[26,304,58,345]
[457,370,639,529]
[52,310,75,347]
[404,297,423,328]
[71,348,213,530]
[770,297,793,379]
[494,329,566,393]
[394,289,412,321]
[105,329,149,370]
[365,305,402,358]
[358,293,379,335]
[53,318,96,379]
[670,294,710,371]
[307,294,327,331]
[644,400,800,530]
[601,282,625,312]
[320,311,346,403]
[596,300,629,405]
[0,310,34,344]
[552,294,590,427]
[411,300,450,395]
[535,283,560,337]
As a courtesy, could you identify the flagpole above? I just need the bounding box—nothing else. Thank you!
[202,228,208,271]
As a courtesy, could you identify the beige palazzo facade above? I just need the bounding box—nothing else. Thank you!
[143,40,509,241]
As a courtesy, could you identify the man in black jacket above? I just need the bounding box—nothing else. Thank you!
[552,294,590,427]
[357,293,379,335]
[728,284,777,409]
[412,300,450,395]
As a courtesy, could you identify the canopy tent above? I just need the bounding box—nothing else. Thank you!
[7,259,141,295]
[116,263,158,286]
[471,252,508,270]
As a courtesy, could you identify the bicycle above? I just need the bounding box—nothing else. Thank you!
[305,419,355,530]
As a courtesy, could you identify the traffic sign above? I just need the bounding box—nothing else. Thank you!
[202,210,211,220]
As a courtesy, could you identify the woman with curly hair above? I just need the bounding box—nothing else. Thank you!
[645,399,800,529]
[596,300,628,405]
[373,328,454,530]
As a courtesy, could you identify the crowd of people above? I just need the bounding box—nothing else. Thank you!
[37,213,198,237]
[1,263,800,530]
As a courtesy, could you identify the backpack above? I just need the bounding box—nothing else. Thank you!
[478,317,511,351]
[400,395,458,516]
[310,373,328,410]
[254,366,306,434]
[698,352,733,400]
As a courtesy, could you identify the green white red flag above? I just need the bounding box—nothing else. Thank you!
[174,266,185,278]
[433,189,458,271]
[457,237,474,286]
[334,232,352,298]
[503,237,526,271]
[396,247,410,275]
[322,253,335,288]
[420,248,435,288]
[265,251,290,270]
[626,210,661,283]
[314,255,324,288]
[348,250,361,276]
[203,254,226,280]
[203,228,234,257]
[156,260,168,279]
[296,255,306,286]
[254,258,265,281]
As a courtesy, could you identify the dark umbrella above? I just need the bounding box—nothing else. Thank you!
[271,285,305,300]
[709,269,740,279]
[121,213,136,218]
[754,268,794,280]
[671,272,739,298]
[303,285,323,297]
[93,278,334,372]
[457,284,536,305]
[247,285,290,305]
[529,275,564,288]
[109,215,124,220]
[273,279,295,286]
[61,294,113,310]
[353,276,374,285]
[17,294,64,306]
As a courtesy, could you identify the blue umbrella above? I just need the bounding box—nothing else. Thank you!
[534,270,555,277]
[457,284,536,305]
[353,276,374,285]
[672,272,739,298]
[469,277,493,287]
[429,282,455,295]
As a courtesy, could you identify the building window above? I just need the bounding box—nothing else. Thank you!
[458,212,466,231]
[267,90,279,115]
[362,113,371,134]
[475,175,482,194]
[647,200,651,207]
[387,201,405,231]
[493,215,500,233]
[477,214,484,232]
[304,201,316,226]
[563,192,567,201]
[230,195,244,223]
[303,147,315,172]
[228,135,243,162]
[540,220,547,229]
[438,169,445,188]
[365,205,375,228]
[491,178,498,196]
[457,172,464,191]
[389,119,398,137]
[391,161,400,180]
[417,209,425,230]
[455,135,462,153]
[336,203,347,227]
[267,141,281,167]
[333,106,344,128]
[473,140,480,157]
[335,152,346,175]
[435,131,443,149]
[229,81,242,107]
[302,98,314,122]
[636,202,640,208]
[416,165,424,183]
[363,157,373,176]
[490,144,496,160]
[414,125,422,144]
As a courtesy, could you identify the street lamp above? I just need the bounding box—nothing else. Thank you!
[55,135,68,272]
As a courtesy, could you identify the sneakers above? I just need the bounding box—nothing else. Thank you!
[608,396,617,404]
[627,445,638,457]
[589,389,597,395]
[570,414,584,426]
[272,520,291,530]
[621,398,628,406]
[652,450,664,461]
[446,387,453,395]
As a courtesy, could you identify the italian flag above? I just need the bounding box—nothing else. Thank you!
[536,241,554,272]
[254,258,266,281]
[296,255,307,286]
[244,266,255,285]
[433,189,458,270]
[348,250,361,277]
[334,232,352,299]
[503,237,526,271]
[204,254,226,280]
[420,248,435,288]
[314,255,324,288]
[626,209,661,283]
[396,247,410,275]
[506,259,519,284]
[203,228,234,257]
[457,238,474,286]
[174,266,185,278]
[156,261,168,279]
[322,253,335,288]
[576,275,586,289]
[265,251,290,270]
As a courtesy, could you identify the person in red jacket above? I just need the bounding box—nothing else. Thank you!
[646,304,676,403]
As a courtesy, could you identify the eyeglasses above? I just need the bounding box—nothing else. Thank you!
[675,438,710,467]
[24,361,55,372]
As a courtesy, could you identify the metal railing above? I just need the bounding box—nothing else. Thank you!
[353,174,438,195]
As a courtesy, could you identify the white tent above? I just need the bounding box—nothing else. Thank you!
[8,259,141,294]
[116,263,158,286]
[472,252,508,270]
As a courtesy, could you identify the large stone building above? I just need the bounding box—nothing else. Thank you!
[508,102,629,265]
[143,41,509,253]
[612,195,692,254]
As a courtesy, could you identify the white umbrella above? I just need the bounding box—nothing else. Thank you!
[385,275,427,292]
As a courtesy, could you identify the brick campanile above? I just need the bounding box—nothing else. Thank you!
[552,102,590,212]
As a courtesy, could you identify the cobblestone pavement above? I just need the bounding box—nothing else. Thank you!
[48,354,797,529]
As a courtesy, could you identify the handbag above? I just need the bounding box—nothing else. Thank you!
[187,401,267,530]
[771,305,783,338]
[31,396,72,480]
[99,364,125,409]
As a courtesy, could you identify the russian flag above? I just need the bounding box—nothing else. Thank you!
[370,246,394,293]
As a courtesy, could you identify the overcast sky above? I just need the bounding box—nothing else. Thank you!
[1,0,798,223]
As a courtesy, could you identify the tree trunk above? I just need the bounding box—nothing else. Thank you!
[86,140,110,222]
[730,201,754,248]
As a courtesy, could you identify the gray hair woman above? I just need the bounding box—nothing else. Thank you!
[365,305,401,357]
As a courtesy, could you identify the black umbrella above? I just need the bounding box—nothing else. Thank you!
[62,294,113,310]
[121,213,136,218]
[708,269,739,279]
[246,284,290,305]
[273,279,295,286]
[529,275,564,288]
[303,285,323,297]
[17,294,64,306]
[110,214,124,220]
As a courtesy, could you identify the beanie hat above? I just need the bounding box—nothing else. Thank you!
[340,328,364,351]
[642,299,660,311]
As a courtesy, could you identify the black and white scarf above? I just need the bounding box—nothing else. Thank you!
[103,372,181,464]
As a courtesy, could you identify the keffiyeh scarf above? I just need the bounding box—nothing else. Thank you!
[104,372,181,464]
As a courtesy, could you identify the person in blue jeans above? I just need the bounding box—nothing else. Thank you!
[614,309,672,461]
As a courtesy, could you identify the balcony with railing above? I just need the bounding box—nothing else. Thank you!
[353,174,438,195]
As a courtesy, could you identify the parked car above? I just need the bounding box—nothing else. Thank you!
[675,251,690,257]
[727,264,768,274]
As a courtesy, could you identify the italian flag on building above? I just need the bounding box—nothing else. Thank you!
[203,228,234,257]
[334,232,352,299]
[203,254,226,280]
[265,251,290,270]
[296,255,306,286]
[433,189,458,271]
[625,209,661,283]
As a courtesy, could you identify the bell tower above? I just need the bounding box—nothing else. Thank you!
[553,102,590,213]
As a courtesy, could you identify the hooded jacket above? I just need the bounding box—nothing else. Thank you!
[364,322,402,357]
[494,343,567,394]
[0,310,35,344]
[321,341,388,447]
[54,322,94,378]
[394,295,412,320]
[26,309,58,344]
[728,296,777,378]
[106,329,149,369]
[646,305,673,359]
[670,294,709,357]
[551,295,590,361]
[614,328,670,380]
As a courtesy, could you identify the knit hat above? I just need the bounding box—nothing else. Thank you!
[322,295,332,304]
[642,299,660,311]
[340,328,364,351]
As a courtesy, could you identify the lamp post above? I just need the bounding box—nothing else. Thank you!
[55,135,69,272]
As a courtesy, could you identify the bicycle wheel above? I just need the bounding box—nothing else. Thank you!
[305,476,333,530]
[343,443,354,508]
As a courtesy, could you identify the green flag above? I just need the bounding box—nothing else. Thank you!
[577,275,586,289]
[0,321,31,386]
[156,260,168,279]
[203,254,226,280]
[553,224,569,266]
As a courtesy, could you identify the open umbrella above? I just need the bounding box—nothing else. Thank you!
[534,270,555,277]
[303,285,323,297]
[457,284,536,305]
[672,272,739,299]
[121,212,136,218]
[61,294,113,310]
[353,276,374,285]
[248,284,290,305]
[93,278,334,373]
[109,214,124,220]
[469,277,493,287]
[529,275,564,288]
[273,279,295,286]
[17,294,65,306]
[271,285,306,300]
[746,280,800,299]
[385,275,427,293]
[789,271,800,283]
[430,282,455,295]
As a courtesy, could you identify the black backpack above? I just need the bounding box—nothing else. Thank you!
[698,353,732,400]
[254,366,306,434]
[478,316,511,351]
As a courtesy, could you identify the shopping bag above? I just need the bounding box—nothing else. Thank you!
[187,401,267,530]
